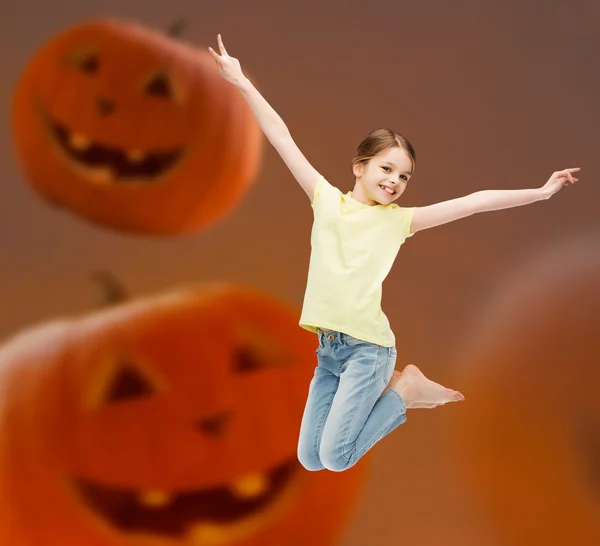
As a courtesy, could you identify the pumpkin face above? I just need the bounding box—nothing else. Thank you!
[11,19,262,235]
[449,238,600,545]
[0,283,367,546]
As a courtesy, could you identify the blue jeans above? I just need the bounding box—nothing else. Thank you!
[297,328,407,472]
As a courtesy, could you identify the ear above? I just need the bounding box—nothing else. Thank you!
[352,162,363,178]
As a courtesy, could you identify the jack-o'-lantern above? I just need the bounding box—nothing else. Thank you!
[11,19,262,235]
[449,237,600,545]
[0,282,368,545]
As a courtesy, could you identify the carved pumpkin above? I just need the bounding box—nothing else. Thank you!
[449,237,600,545]
[0,282,368,545]
[11,19,262,235]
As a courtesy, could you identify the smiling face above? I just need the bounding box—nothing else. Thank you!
[12,19,262,235]
[0,284,367,546]
[450,239,600,544]
[39,43,186,186]
[351,146,414,206]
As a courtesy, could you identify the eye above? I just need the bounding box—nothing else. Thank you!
[77,53,100,74]
[144,72,173,99]
[103,361,157,404]
[66,51,99,74]
[382,166,391,172]
[233,325,295,372]
[233,347,263,373]
[401,175,408,181]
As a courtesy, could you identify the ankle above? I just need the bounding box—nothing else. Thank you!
[391,380,413,405]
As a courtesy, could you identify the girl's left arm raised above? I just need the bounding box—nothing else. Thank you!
[409,167,580,234]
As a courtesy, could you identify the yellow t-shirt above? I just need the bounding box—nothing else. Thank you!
[299,175,416,347]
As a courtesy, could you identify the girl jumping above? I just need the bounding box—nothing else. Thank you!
[208,34,580,472]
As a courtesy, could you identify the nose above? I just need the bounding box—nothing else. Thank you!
[97,97,116,116]
[195,410,232,437]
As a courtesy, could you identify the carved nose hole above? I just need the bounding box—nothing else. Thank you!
[195,411,232,437]
[97,97,116,116]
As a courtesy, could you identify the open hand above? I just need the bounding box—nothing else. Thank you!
[208,34,246,86]
[540,168,580,199]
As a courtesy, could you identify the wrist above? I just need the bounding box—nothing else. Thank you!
[537,187,550,200]
[235,76,252,91]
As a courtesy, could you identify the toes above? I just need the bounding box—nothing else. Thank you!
[439,388,464,402]
[451,391,464,401]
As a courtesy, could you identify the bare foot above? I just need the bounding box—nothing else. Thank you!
[388,364,464,409]
[382,370,437,407]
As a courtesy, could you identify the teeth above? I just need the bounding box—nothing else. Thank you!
[189,522,228,545]
[138,490,173,507]
[87,167,113,184]
[229,473,268,498]
[69,132,90,150]
[127,149,146,162]
[380,185,395,195]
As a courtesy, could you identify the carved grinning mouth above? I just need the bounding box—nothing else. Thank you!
[71,458,301,542]
[48,118,184,184]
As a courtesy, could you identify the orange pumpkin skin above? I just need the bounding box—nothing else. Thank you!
[449,238,600,545]
[11,19,262,236]
[0,283,368,546]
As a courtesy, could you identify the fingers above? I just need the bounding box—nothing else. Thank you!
[217,34,229,57]
[563,169,580,184]
[565,170,576,184]
[555,168,580,175]
[208,34,228,59]
[208,35,232,70]
[553,168,581,186]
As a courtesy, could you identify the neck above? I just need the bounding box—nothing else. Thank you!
[351,181,378,206]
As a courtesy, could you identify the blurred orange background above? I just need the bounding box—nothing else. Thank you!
[1,0,599,544]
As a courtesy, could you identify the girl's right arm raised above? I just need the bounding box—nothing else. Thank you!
[209,35,320,201]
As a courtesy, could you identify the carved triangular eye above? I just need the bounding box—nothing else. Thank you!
[104,363,156,404]
[77,53,99,74]
[233,323,296,373]
[234,347,263,373]
[144,72,172,99]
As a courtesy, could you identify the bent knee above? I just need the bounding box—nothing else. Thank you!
[297,446,325,472]
[318,445,354,472]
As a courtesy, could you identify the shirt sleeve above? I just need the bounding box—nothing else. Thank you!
[310,175,334,211]
[396,206,417,238]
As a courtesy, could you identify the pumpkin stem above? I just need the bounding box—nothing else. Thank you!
[167,18,187,38]
[91,270,128,305]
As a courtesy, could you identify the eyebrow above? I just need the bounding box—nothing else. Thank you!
[381,161,413,175]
